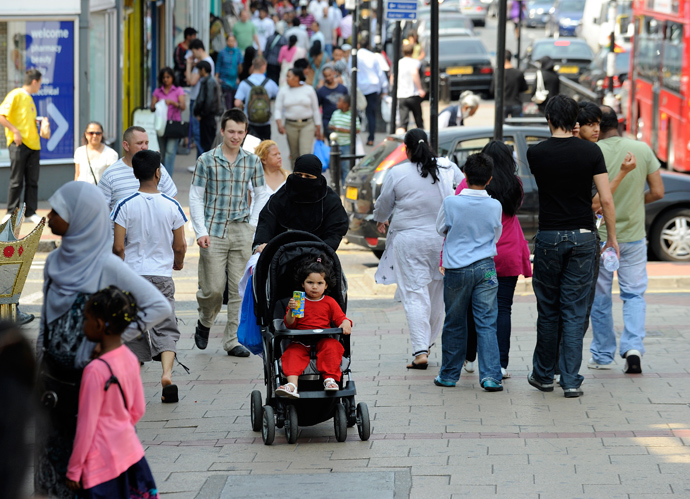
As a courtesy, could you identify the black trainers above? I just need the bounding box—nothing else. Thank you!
[194,321,210,350]
[623,350,642,374]
[527,372,554,392]
[563,387,584,398]
[227,345,250,357]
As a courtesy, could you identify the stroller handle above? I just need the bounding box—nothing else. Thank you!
[274,327,344,339]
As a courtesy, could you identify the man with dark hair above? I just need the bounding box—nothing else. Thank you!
[576,101,602,143]
[234,55,279,140]
[263,29,286,84]
[1,69,50,225]
[99,126,177,212]
[285,17,310,52]
[526,94,618,398]
[174,27,198,85]
[185,39,215,158]
[189,109,265,357]
[490,50,527,118]
[193,60,221,152]
[112,149,187,394]
[588,106,664,374]
[317,65,348,133]
[357,32,388,145]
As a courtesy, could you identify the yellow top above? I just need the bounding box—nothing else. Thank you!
[0,88,40,150]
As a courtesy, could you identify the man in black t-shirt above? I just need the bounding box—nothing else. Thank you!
[490,50,527,118]
[526,95,619,399]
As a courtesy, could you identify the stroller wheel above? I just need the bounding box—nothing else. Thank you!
[262,405,275,445]
[285,404,299,444]
[334,403,348,442]
[357,402,371,441]
[250,391,262,432]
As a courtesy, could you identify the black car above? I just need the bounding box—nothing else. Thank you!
[578,47,630,97]
[522,37,594,88]
[343,126,690,262]
[421,37,494,99]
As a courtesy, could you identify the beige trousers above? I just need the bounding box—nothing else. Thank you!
[285,118,316,168]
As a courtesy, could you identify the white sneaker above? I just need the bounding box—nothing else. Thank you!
[187,165,196,173]
[463,360,475,373]
[623,350,642,374]
[587,358,613,370]
[1,213,11,224]
[27,214,42,224]
[501,367,511,379]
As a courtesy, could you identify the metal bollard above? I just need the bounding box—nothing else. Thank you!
[329,132,342,194]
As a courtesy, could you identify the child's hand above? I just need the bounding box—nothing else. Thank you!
[340,320,352,335]
[288,298,298,309]
[66,479,81,491]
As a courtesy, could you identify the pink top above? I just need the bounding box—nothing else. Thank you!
[66,345,146,489]
[279,45,301,64]
[153,85,185,121]
[454,179,532,278]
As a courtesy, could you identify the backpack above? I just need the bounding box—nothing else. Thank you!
[246,78,271,124]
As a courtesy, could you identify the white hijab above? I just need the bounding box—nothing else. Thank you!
[44,182,112,323]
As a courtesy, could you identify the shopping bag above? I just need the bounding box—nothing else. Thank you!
[237,276,262,355]
[154,100,169,136]
[313,139,331,172]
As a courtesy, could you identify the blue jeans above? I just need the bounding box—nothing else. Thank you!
[364,92,379,143]
[590,238,648,363]
[157,136,179,177]
[532,230,597,389]
[324,44,333,59]
[438,258,502,384]
[189,99,203,159]
[339,143,351,186]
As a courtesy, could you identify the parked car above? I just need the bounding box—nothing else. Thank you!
[343,126,690,262]
[522,37,594,87]
[578,46,630,97]
[420,37,493,99]
[413,10,476,44]
[545,0,586,37]
[459,0,489,26]
[525,0,556,28]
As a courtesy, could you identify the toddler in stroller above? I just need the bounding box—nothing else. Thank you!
[275,256,353,399]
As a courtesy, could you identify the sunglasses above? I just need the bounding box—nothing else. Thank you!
[86,131,103,136]
[293,172,317,179]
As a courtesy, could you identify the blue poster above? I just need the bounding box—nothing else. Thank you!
[25,21,75,161]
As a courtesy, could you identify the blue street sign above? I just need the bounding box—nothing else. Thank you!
[386,0,418,20]
[386,11,418,19]
[387,2,417,10]
[26,20,74,161]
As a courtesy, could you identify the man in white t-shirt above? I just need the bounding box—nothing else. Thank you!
[112,149,187,403]
[99,126,177,212]
[185,39,215,159]
[395,42,425,131]
[253,6,276,51]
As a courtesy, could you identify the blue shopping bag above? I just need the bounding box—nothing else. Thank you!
[238,276,262,355]
[313,139,331,172]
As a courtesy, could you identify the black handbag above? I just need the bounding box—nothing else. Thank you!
[163,120,189,139]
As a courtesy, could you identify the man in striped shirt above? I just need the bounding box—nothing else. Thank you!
[99,126,177,212]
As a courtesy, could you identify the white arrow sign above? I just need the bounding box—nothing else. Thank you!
[47,102,68,152]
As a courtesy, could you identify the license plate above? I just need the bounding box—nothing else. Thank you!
[558,65,579,74]
[346,186,358,200]
[447,66,473,75]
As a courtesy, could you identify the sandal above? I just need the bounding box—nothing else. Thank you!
[324,378,339,391]
[161,384,178,403]
[276,382,300,399]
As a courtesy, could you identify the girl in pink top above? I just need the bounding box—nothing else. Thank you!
[278,35,307,86]
[454,141,532,379]
[66,287,158,498]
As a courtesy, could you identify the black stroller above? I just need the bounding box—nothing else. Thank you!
[249,231,371,445]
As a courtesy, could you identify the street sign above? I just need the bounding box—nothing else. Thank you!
[26,20,75,161]
[385,0,417,20]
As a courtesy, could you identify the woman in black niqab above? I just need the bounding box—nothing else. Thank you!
[253,154,349,251]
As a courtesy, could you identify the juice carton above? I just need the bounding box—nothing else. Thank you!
[292,291,305,318]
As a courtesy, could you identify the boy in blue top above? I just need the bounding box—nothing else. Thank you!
[435,153,504,392]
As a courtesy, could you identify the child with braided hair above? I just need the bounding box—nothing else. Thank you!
[275,255,352,399]
[66,286,159,497]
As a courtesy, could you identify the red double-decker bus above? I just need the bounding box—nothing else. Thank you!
[627,0,689,172]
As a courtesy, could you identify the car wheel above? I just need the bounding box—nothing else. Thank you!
[650,208,690,262]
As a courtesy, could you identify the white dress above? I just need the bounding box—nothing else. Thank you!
[74,145,119,184]
[373,157,463,355]
[248,178,287,227]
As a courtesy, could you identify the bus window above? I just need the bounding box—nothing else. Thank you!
[636,17,663,81]
[662,23,683,93]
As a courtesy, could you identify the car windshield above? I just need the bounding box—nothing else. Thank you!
[440,39,486,56]
[532,41,592,60]
[558,0,585,11]
[440,18,471,30]
[354,139,402,173]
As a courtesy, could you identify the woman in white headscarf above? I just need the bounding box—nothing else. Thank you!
[34,182,171,498]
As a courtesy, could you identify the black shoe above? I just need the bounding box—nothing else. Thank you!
[227,345,250,357]
[194,321,210,350]
[17,309,35,326]
[527,372,554,392]
[623,350,642,374]
[563,387,583,398]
